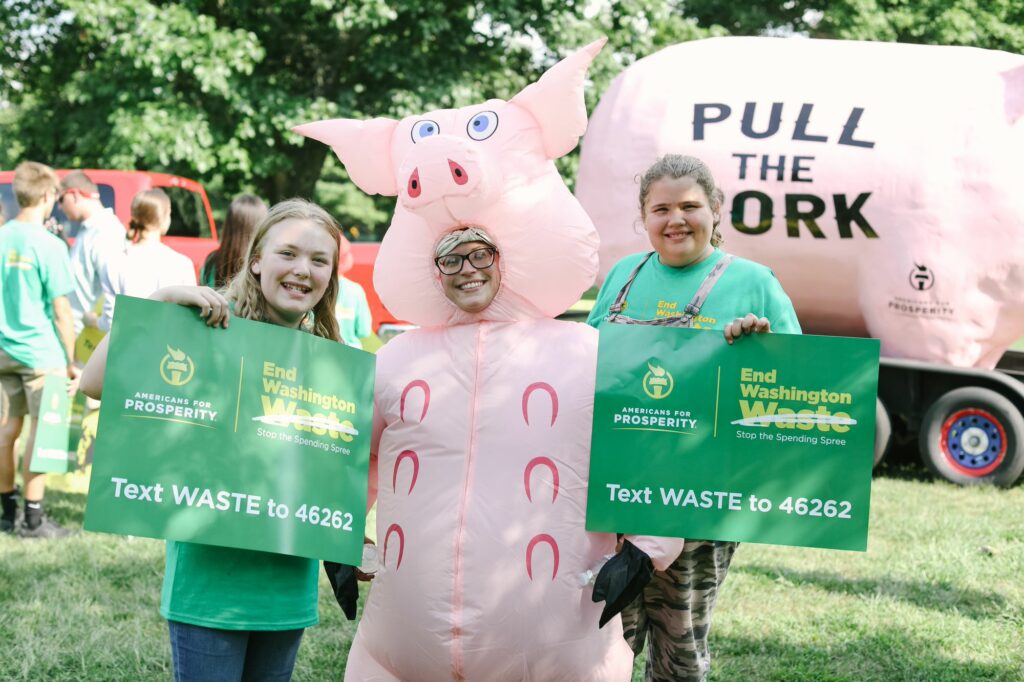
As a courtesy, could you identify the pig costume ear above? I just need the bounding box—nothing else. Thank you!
[292,117,399,196]
[511,38,607,160]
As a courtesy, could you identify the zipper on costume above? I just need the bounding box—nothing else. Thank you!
[450,322,487,680]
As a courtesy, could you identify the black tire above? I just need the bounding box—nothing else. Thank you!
[874,398,891,469]
[918,387,1024,487]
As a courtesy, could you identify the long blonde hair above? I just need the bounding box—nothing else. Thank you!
[224,198,342,342]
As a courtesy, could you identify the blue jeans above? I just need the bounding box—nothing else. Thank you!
[167,620,304,682]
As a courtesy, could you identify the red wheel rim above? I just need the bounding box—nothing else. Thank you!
[939,408,1006,477]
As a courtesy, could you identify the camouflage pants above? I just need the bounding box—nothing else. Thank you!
[621,540,738,682]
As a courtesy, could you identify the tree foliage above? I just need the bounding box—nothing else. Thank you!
[1,0,1020,237]
[811,0,1024,54]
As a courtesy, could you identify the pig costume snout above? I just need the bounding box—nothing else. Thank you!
[296,38,683,681]
[397,134,497,220]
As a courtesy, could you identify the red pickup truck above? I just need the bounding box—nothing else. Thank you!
[0,168,398,335]
[0,169,219,273]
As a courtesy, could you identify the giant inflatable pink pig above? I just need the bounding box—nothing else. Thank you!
[576,37,1024,370]
[296,40,683,681]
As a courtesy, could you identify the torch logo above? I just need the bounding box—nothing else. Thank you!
[159,346,195,387]
[642,360,674,400]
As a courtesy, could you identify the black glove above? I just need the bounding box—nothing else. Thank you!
[591,539,654,628]
[323,561,359,620]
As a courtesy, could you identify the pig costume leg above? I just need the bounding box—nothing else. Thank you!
[296,40,684,680]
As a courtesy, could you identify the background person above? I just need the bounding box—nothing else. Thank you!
[333,235,373,348]
[200,193,267,289]
[58,171,126,335]
[81,198,343,681]
[587,154,802,681]
[0,161,78,538]
[97,189,196,332]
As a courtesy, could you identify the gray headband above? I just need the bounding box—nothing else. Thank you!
[434,227,497,258]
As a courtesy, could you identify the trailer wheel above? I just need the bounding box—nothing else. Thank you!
[874,398,891,468]
[919,387,1024,487]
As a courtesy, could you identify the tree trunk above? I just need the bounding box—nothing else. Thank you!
[265,141,330,204]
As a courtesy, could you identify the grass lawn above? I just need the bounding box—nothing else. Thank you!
[1,474,1021,680]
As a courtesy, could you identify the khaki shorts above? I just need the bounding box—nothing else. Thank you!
[0,347,64,419]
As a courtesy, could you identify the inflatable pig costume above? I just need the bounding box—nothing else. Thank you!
[296,40,682,681]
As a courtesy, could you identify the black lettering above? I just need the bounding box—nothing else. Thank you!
[838,107,875,148]
[693,103,731,141]
[741,102,783,139]
[834,192,878,238]
[731,191,772,235]
[793,103,828,143]
[785,194,826,238]
[732,153,756,180]
[760,154,786,181]
[792,155,814,182]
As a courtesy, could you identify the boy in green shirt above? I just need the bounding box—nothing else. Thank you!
[0,161,79,538]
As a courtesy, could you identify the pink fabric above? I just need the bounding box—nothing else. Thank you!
[297,39,682,681]
[576,37,1024,369]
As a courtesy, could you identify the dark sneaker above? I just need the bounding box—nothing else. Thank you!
[17,516,73,539]
[1,507,23,534]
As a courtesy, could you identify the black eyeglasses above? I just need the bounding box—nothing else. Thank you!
[434,247,497,275]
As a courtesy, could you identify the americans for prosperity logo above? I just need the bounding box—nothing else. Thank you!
[610,357,698,436]
[160,346,195,386]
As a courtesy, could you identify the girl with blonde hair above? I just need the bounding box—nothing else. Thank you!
[82,197,343,681]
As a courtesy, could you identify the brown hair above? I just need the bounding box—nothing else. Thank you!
[13,161,59,208]
[59,170,99,196]
[128,189,171,242]
[224,198,342,342]
[203,194,267,288]
[638,154,725,247]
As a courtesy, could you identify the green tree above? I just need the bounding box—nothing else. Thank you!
[811,0,1024,53]
[0,0,718,236]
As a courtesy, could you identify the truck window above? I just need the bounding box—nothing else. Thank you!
[0,182,114,239]
[163,186,211,239]
[0,184,17,223]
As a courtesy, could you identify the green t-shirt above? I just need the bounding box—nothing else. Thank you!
[159,313,321,630]
[334,276,372,349]
[587,249,802,334]
[0,220,74,368]
[199,259,216,289]
[160,541,319,630]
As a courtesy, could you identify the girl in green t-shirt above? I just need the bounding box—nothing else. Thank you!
[82,198,346,681]
[588,154,800,682]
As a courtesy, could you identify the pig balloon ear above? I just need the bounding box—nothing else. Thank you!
[293,117,399,196]
[510,37,607,160]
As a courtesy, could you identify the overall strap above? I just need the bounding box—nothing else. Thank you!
[681,253,734,320]
[606,252,655,320]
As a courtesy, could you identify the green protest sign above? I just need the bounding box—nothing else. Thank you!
[586,326,880,551]
[29,374,72,474]
[84,296,375,564]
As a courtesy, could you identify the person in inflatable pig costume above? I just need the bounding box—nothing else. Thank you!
[295,40,684,680]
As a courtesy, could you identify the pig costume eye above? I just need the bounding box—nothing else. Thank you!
[466,111,499,141]
[411,119,440,143]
